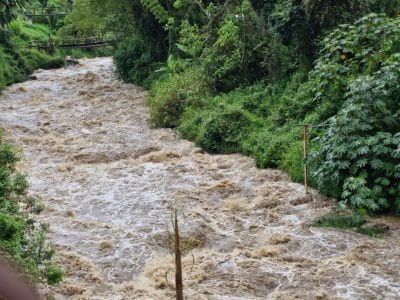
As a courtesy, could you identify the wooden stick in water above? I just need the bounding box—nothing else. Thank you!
[174,210,183,300]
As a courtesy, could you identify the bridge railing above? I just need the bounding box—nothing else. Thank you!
[25,12,69,17]
[23,6,69,18]
[28,36,116,50]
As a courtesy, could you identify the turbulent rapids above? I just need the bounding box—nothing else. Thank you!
[0,58,399,299]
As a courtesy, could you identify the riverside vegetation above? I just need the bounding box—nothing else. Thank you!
[0,0,112,93]
[0,130,63,284]
[0,0,68,285]
[0,19,64,92]
[0,0,64,92]
[0,0,114,284]
[63,0,400,217]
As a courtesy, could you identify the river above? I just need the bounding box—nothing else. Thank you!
[0,57,399,299]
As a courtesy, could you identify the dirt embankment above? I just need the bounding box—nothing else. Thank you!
[0,57,399,299]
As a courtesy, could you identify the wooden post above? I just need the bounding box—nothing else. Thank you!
[303,125,308,195]
[174,210,183,300]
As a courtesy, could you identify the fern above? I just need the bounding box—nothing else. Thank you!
[140,0,169,23]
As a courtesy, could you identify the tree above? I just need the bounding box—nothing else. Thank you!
[0,0,26,27]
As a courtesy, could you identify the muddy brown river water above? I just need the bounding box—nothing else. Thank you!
[0,57,400,299]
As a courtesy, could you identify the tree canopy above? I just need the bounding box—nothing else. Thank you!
[0,0,26,27]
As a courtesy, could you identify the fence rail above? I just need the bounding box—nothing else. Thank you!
[28,36,116,50]
[25,13,68,17]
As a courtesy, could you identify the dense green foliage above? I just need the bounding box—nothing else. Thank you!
[114,34,164,86]
[57,0,107,37]
[0,132,63,283]
[201,1,285,91]
[149,67,210,127]
[56,0,400,216]
[182,102,255,153]
[312,15,400,214]
[0,19,64,92]
[314,212,367,229]
[0,0,26,27]
[27,0,69,30]
[0,0,65,284]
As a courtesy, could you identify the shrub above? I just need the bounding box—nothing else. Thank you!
[197,105,254,153]
[45,263,64,285]
[179,83,305,168]
[314,213,366,229]
[0,133,63,283]
[12,173,28,195]
[114,35,162,85]
[313,60,400,214]
[314,211,388,237]
[148,68,210,128]
[280,140,304,183]
[242,126,298,168]
[0,46,26,87]
[309,14,400,121]
[0,22,64,93]
[355,225,385,238]
[179,86,271,155]
[179,106,205,141]
[0,142,19,168]
[0,213,23,242]
[306,14,400,214]
[27,51,64,70]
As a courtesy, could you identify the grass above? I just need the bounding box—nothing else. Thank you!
[314,213,367,229]
[356,225,386,238]
[0,19,65,92]
[8,20,50,41]
[314,212,388,238]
